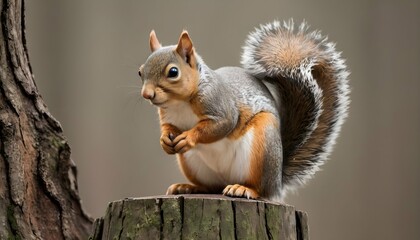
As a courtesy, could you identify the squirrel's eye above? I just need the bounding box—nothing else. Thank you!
[138,70,142,77]
[167,67,179,79]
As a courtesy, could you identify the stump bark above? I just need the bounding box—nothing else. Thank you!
[91,195,309,240]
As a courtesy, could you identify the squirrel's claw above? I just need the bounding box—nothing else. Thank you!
[222,184,260,199]
[161,142,176,155]
[173,131,195,154]
[174,139,190,153]
[160,134,176,154]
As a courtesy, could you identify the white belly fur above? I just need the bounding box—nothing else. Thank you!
[161,100,253,186]
[183,129,254,187]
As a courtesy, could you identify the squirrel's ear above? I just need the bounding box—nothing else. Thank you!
[176,31,194,64]
[149,30,161,52]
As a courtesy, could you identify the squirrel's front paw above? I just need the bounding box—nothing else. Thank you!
[166,183,207,195]
[223,184,260,199]
[160,133,177,154]
[172,131,196,154]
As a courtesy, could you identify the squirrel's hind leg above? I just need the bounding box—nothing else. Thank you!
[222,111,281,200]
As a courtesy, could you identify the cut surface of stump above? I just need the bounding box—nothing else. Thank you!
[90,195,309,240]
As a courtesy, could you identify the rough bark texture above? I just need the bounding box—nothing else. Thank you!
[0,0,93,239]
[91,195,309,240]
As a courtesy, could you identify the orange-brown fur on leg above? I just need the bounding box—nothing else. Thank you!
[172,117,234,154]
[224,111,278,199]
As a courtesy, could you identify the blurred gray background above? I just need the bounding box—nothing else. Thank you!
[26,1,420,239]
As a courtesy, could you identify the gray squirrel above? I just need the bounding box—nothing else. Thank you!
[138,20,349,201]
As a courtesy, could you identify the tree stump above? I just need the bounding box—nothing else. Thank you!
[90,195,309,240]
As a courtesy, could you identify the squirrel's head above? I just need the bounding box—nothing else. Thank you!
[139,30,200,107]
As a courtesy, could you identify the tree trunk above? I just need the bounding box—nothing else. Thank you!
[91,195,309,240]
[0,0,93,239]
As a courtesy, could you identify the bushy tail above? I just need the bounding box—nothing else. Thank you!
[241,20,350,191]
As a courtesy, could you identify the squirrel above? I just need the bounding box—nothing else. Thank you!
[138,20,349,202]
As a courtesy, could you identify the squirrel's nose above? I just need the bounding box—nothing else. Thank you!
[142,89,155,100]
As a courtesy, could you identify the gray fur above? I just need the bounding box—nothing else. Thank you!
[197,62,279,127]
[143,46,178,81]
[261,121,283,201]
